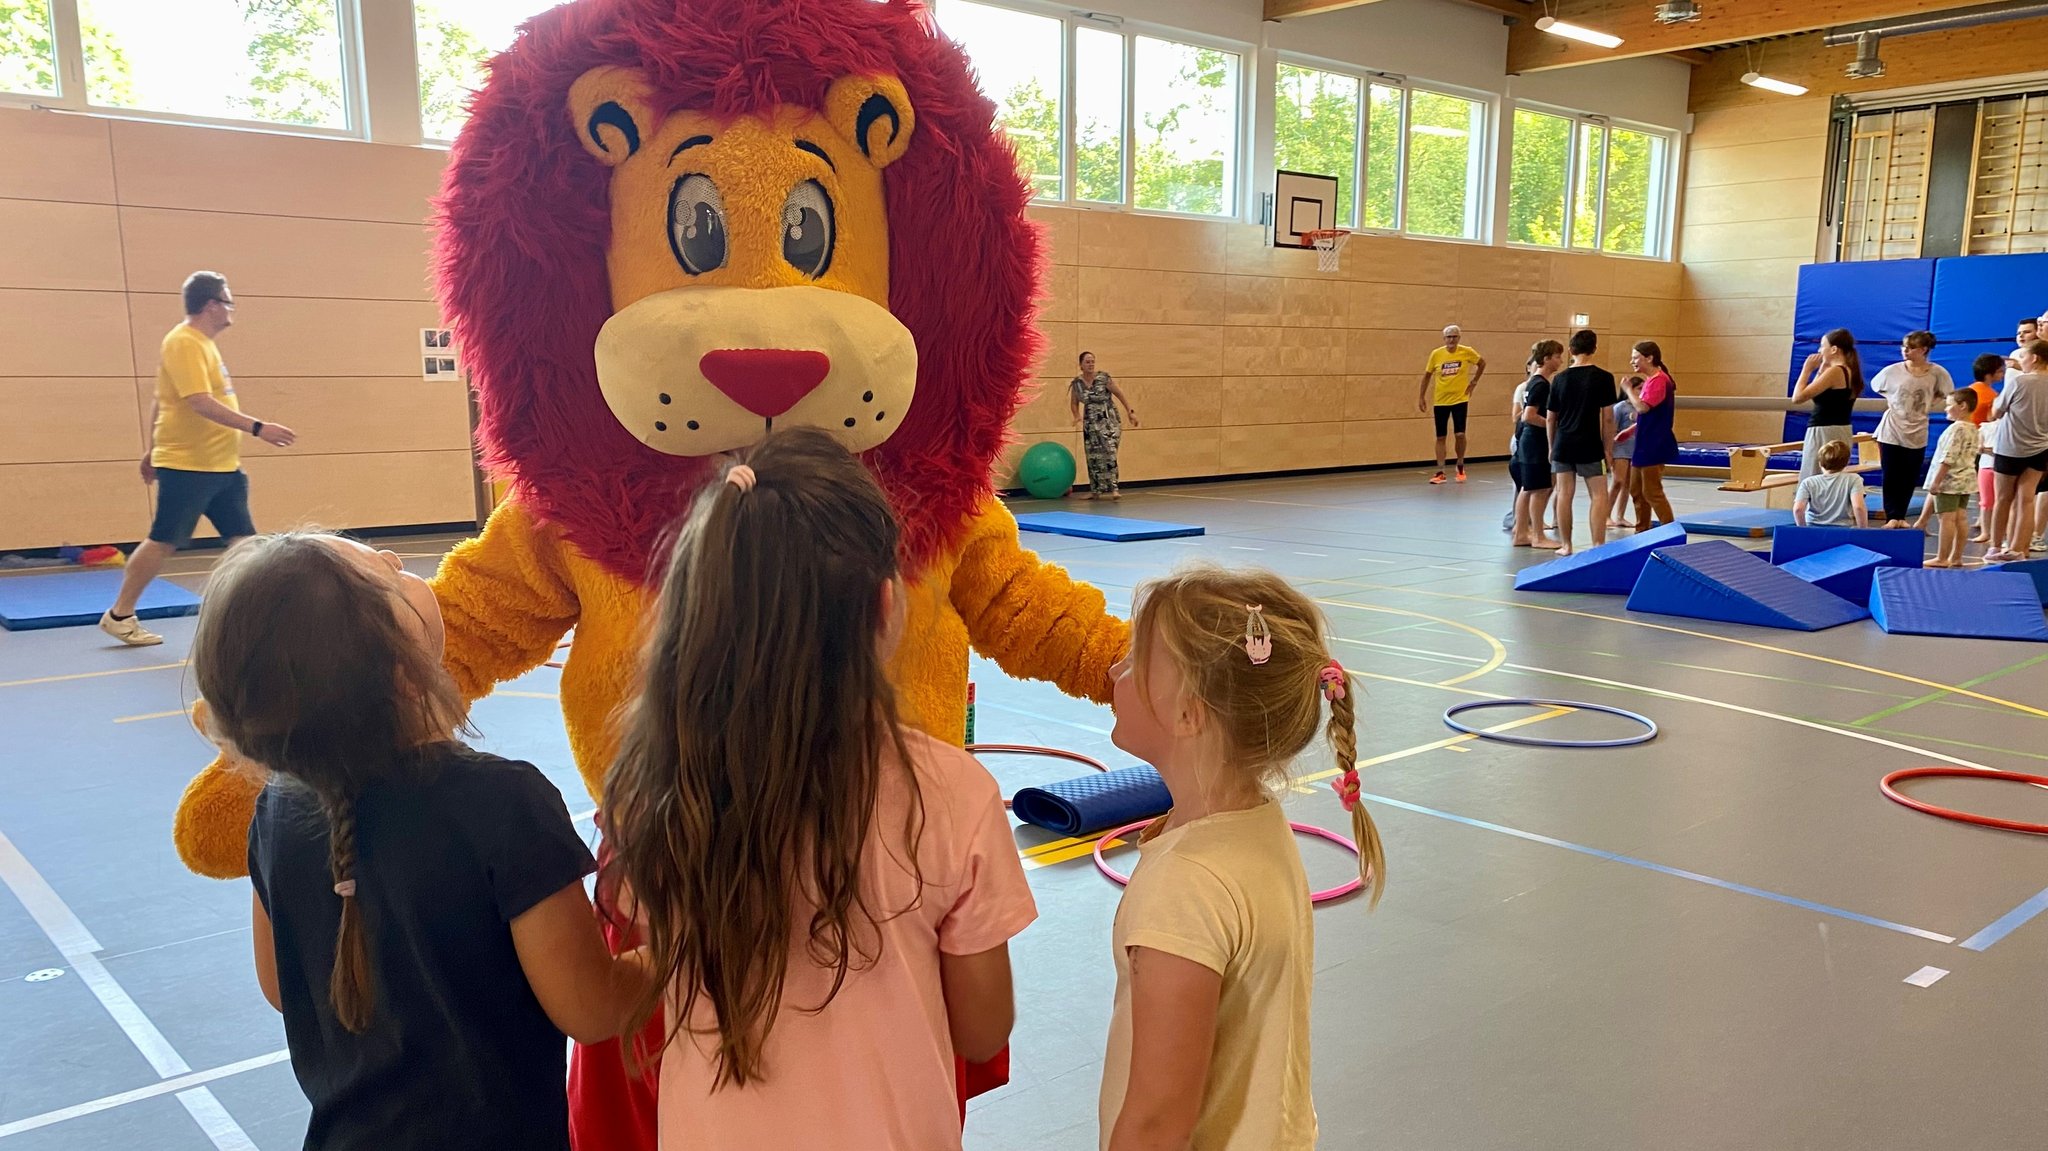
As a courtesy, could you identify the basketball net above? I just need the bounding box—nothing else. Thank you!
[1304,229,1350,273]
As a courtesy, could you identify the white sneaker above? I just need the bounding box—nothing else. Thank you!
[99,610,163,646]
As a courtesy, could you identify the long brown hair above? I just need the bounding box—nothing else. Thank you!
[603,427,922,1089]
[1825,328,1865,393]
[1130,566,1386,907]
[1633,340,1674,387]
[191,532,465,1033]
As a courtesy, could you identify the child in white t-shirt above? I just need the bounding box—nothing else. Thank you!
[1924,390,1982,566]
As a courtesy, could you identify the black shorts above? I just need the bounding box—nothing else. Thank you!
[1509,459,1553,492]
[1433,402,1469,436]
[150,467,255,547]
[1993,450,2048,477]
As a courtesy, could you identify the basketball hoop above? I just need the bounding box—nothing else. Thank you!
[1303,228,1350,273]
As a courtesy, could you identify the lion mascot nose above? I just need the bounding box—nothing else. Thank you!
[699,349,833,418]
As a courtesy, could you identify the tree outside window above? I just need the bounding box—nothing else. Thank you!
[1133,37,1237,216]
[1601,127,1663,257]
[1275,63,1359,227]
[73,0,344,127]
[1508,107,1571,247]
[418,1,573,141]
[941,0,1063,198]
[1405,89,1483,239]
[1362,82,1402,231]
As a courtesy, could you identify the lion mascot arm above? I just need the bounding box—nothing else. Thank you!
[171,500,582,879]
[951,499,1130,704]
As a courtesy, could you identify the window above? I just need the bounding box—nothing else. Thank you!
[1073,25,1123,203]
[416,0,564,141]
[1133,36,1238,215]
[1362,82,1402,231]
[1404,89,1484,239]
[1508,108,1570,246]
[7,0,352,128]
[0,0,59,96]
[1507,105,1675,258]
[1275,63,1359,226]
[934,0,1064,198]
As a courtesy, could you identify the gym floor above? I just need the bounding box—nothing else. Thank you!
[3,465,2045,1150]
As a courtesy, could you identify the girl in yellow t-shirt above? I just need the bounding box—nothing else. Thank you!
[1099,568,1384,1151]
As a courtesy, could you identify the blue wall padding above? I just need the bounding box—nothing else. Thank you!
[1781,544,1890,604]
[1627,542,1868,631]
[1513,522,1689,595]
[1868,568,2048,641]
[1931,339,2009,390]
[1929,254,2048,343]
[1770,525,1924,569]
[1794,260,1936,344]
[1009,765,1173,836]
[1985,559,2048,605]
[1014,511,1204,541]
[0,569,199,632]
[1675,444,1801,471]
[1677,508,1794,538]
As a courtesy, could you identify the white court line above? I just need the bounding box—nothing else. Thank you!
[1903,965,1949,988]
[0,828,256,1149]
[0,1051,289,1139]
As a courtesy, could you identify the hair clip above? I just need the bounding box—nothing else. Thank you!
[725,463,757,493]
[1243,604,1272,665]
[1330,769,1362,812]
[333,880,357,899]
[1319,659,1347,702]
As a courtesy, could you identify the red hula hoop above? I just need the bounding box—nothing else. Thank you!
[1090,818,1365,903]
[1880,767,2048,836]
[967,744,1111,809]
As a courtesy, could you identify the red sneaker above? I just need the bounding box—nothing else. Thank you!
[1429,472,1447,485]
[1455,468,1467,483]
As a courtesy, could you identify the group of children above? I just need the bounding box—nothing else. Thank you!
[192,427,1381,1151]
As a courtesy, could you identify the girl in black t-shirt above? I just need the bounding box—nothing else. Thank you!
[1511,339,1565,550]
[191,532,654,1151]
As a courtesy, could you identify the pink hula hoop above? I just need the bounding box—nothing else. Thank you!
[1090,819,1365,904]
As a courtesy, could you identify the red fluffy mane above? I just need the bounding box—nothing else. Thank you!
[434,0,1042,582]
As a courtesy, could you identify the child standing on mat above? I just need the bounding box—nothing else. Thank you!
[1869,330,1954,527]
[1607,385,1638,530]
[192,532,653,1151]
[1793,440,1868,529]
[603,429,1035,1150]
[1511,340,1563,549]
[1098,566,1383,1151]
[1546,329,1619,556]
[1071,351,1139,501]
[1924,389,1982,567]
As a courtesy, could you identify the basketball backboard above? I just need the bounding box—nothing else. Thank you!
[1273,169,1340,249]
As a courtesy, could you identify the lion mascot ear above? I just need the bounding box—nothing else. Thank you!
[822,74,915,168]
[568,66,660,167]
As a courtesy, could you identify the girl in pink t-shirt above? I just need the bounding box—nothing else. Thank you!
[602,428,1037,1151]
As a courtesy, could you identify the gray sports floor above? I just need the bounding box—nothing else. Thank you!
[4,466,2045,1150]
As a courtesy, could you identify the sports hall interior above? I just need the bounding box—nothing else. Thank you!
[4,1,2047,1149]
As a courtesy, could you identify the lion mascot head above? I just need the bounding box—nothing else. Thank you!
[434,0,1042,582]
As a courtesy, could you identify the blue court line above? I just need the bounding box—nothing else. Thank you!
[1360,790,1959,945]
[1957,885,2048,952]
[975,699,1114,739]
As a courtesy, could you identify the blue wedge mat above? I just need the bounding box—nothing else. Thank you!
[0,569,199,632]
[1010,765,1173,837]
[1986,559,2048,605]
[1794,259,1935,344]
[1781,544,1890,604]
[1627,541,1868,631]
[1678,508,1794,538]
[1930,254,2048,344]
[1014,511,1204,542]
[1513,522,1688,595]
[1868,568,2048,641]
[1769,525,1924,569]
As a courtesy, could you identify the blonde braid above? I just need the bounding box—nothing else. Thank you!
[1325,677,1386,908]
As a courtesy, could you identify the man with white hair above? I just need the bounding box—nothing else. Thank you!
[1417,324,1486,484]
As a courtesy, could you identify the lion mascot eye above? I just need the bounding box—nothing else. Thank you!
[668,173,728,275]
[781,179,835,278]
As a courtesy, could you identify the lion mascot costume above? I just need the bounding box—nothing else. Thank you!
[171,0,1129,1144]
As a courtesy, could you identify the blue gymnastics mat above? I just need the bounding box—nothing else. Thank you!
[1627,541,1868,632]
[0,569,199,632]
[1869,568,2048,641]
[1513,522,1688,595]
[1009,765,1172,836]
[1769,525,1924,569]
[1986,559,2048,605]
[1015,511,1204,542]
[1678,508,1794,538]
[1781,544,1890,605]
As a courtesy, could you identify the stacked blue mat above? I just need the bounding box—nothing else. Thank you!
[1014,511,1204,542]
[0,570,199,632]
[1010,766,1172,836]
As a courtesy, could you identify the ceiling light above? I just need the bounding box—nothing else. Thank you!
[1741,71,1809,96]
[1535,15,1624,49]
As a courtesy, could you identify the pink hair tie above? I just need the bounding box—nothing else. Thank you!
[1330,770,1362,812]
[1319,659,1347,701]
[333,880,357,899]
[725,464,757,492]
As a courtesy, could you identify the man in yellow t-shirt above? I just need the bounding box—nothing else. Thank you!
[100,271,298,646]
[1415,324,1486,484]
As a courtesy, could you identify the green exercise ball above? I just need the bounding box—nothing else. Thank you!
[1018,441,1077,499]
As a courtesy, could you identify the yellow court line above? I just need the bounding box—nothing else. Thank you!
[0,661,186,690]
[1318,580,2048,721]
[1315,600,1506,687]
[1344,663,1503,700]
[114,708,194,724]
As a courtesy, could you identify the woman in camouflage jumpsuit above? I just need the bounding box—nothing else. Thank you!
[1068,351,1139,500]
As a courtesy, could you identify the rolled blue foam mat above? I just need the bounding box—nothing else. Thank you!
[1010,765,1172,837]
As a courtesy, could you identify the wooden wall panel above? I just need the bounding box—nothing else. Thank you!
[109,119,447,225]
[1078,211,1225,274]
[1684,179,1826,227]
[233,452,476,537]
[0,200,126,292]
[124,295,444,380]
[0,289,136,377]
[0,108,114,203]
[119,208,435,302]
[0,462,150,550]
[1078,268,1226,327]
[0,379,142,464]
[1027,206,1078,266]
[198,378,473,457]
[1685,139,1828,189]
[1039,265,1078,323]
[1076,323,1224,378]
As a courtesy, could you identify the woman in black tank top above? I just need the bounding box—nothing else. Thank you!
[1793,329,1863,480]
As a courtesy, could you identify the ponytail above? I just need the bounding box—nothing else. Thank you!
[1324,674,1386,908]
[321,795,374,1032]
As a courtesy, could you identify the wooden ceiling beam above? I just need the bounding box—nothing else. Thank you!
[1507,0,1986,74]
[1690,13,2048,112]
[1263,0,1383,20]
